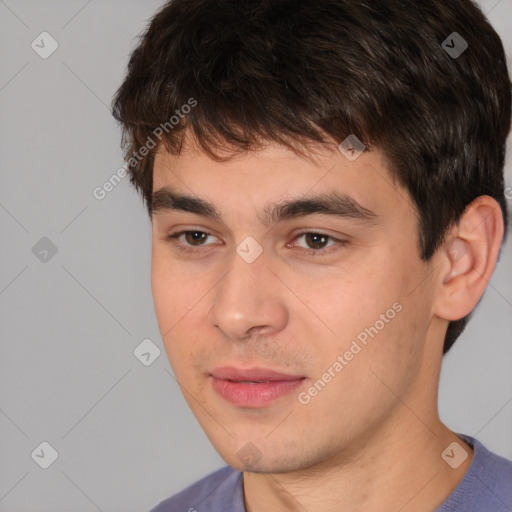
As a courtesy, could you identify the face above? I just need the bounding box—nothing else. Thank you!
[151,139,442,473]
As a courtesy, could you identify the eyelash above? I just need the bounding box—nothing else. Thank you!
[166,230,348,257]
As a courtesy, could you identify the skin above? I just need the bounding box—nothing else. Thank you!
[150,134,504,512]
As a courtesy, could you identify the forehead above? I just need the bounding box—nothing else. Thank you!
[151,141,411,224]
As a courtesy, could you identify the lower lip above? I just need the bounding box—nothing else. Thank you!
[210,377,305,407]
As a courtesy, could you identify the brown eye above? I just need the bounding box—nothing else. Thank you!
[303,233,330,250]
[291,231,348,257]
[166,230,218,254]
[183,231,209,246]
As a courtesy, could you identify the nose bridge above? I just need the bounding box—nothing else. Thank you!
[223,251,260,305]
[208,247,287,339]
[215,248,266,320]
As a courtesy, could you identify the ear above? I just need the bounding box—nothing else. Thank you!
[433,195,505,322]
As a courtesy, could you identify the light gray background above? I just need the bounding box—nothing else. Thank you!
[0,1,511,511]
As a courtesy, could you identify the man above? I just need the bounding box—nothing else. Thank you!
[112,0,512,510]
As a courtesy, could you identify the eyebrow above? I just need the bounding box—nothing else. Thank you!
[151,186,378,226]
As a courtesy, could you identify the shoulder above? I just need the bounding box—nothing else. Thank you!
[149,465,244,512]
[465,434,512,493]
[437,434,512,512]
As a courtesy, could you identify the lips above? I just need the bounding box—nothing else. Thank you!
[210,366,306,407]
[211,366,304,382]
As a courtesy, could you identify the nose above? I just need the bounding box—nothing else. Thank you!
[207,250,288,341]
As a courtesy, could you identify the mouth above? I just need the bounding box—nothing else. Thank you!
[210,366,307,407]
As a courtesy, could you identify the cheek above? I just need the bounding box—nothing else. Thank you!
[305,264,397,348]
[151,252,205,360]
[151,246,203,318]
[309,253,424,374]
[349,281,433,398]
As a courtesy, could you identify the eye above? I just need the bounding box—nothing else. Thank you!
[289,231,347,257]
[166,230,218,253]
[166,230,348,257]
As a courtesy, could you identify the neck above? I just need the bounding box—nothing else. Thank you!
[242,409,473,512]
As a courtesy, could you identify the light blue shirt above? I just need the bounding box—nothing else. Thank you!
[150,435,512,511]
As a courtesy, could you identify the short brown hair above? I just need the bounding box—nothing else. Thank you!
[112,0,511,354]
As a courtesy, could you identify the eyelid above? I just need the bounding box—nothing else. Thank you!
[167,229,220,247]
[288,230,347,255]
[166,228,348,257]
